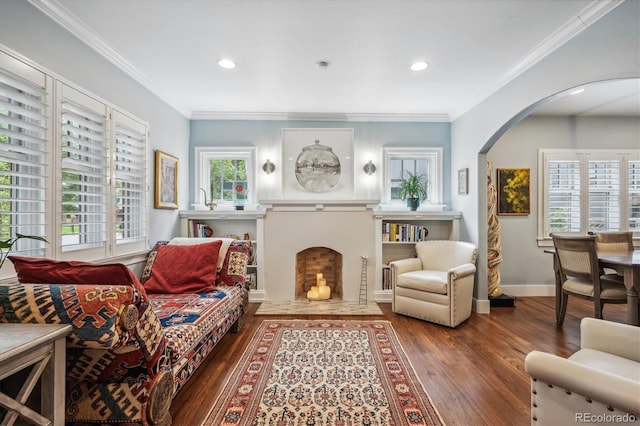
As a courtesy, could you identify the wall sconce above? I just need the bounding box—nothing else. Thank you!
[363,160,376,175]
[263,159,276,174]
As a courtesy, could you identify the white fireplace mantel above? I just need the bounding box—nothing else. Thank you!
[259,199,380,212]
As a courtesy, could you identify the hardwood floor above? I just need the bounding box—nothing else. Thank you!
[170,297,628,426]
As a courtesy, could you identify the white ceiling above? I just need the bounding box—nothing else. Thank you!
[32,0,638,120]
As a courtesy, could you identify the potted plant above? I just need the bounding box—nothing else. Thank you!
[0,234,48,268]
[398,171,429,211]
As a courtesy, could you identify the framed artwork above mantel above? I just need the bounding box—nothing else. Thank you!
[281,128,354,201]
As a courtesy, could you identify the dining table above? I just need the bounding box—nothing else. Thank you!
[597,249,639,326]
[546,248,640,326]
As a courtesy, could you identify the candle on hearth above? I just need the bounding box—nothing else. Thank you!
[307,289,319,300]
[318,284,331,299]
[316,273,323,285]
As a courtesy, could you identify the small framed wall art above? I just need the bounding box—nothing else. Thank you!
[497,168,530,215]
[458,168,468,195]
[155,150,178,209]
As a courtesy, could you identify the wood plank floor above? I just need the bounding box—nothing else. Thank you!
[170,297,628,426]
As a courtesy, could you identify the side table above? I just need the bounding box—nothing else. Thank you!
[0,323,72,426]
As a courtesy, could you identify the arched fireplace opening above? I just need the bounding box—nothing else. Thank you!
[295,247,343,300]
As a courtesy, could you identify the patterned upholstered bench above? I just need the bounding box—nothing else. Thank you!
[0,238,250,425]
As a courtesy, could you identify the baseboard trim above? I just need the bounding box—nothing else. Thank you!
[500,284,555,297]
[248,290,266,302]
[374,290,392,303]
[474,298,491,314]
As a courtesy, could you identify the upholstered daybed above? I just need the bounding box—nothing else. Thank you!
[0,237,250,425]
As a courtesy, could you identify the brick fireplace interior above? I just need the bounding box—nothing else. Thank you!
[295,247,343,299]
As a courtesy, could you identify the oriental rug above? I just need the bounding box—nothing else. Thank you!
[201,320,444,426]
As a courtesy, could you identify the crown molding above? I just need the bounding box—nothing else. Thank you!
[28,0,191,118]
[190,111,450,122]
[449,0,623,121]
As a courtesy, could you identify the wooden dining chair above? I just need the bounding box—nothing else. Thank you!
[595,231,634,279]
[550,233,627,326]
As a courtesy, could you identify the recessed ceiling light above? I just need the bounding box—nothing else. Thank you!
[570,88,585,95]
[410,61,429,71]
[218,58,236,69]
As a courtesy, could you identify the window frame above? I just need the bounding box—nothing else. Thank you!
[538,148,639,245]
[381,147,443,206]
[194,146,256,208]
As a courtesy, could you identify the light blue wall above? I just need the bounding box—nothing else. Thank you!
[189,120,451,205]
[0,0,191,245]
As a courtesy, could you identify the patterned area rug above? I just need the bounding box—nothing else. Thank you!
[202,320,444,426]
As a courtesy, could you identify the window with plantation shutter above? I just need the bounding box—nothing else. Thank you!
[546,157,581,233]
[0,54,49,262]
[630,160,640,232]
[0,48,150,271]
[114,111,148,253]
[540,149,639,243]
[589,159,620,231]
[59,85,108,254]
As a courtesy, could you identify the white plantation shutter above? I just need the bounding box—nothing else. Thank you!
[0,54,49,259]
[546,155,581,234]
[629,160,640,232]
[588,159,620,231]
[114,111,148,252]
[60,85,108,253]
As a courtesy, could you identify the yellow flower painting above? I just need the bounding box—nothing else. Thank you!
[497,168,530,215]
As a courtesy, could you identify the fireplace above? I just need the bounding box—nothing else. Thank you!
[262,207,375,302]
[295,247,343,299]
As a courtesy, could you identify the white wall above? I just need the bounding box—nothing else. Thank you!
[488,115,639,294]
[450,0,640,311]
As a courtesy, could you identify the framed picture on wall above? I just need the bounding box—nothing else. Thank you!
[155,150,178,209]
[458,168,468,194]
[497,168,530,215]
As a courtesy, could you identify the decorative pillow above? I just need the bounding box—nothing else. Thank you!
[142,240,222,294]
[167,237,234,272]
[8,255,147,298]
[217,240,250,287]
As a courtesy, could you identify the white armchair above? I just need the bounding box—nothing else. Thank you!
[389,240,477,328]
[524,318,640,425]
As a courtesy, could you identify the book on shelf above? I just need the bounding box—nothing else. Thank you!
[381,264,393,290]
[186,220,213,238]
[246,270,257,290]
[382,222,429,242]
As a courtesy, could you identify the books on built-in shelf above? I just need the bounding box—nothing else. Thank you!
[382,222,429,242]
[186,220,212,238]
[246,270,257,290]
[382,265,392,290]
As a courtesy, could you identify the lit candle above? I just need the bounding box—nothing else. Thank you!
[318,285,331,299]
[307,289,319,300]
[316,273,323,285]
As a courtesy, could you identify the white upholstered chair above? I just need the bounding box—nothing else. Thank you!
[389,240,477,328]
[524,318,640,425]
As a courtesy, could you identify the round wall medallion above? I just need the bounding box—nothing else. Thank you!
[295,140,341,192]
